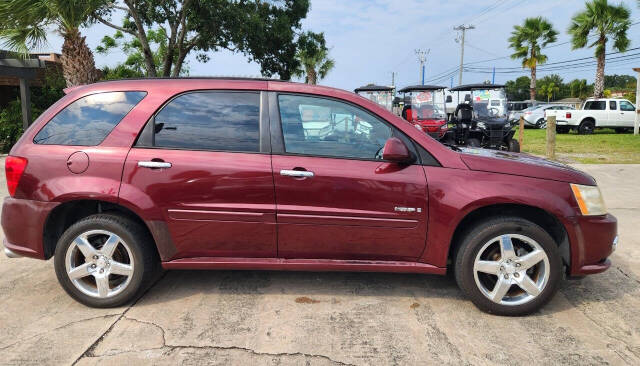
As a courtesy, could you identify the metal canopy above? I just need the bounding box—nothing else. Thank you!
[398,85,446,93]
[354,85,394,93]
[0,58,46,129]
[450,83,505,91]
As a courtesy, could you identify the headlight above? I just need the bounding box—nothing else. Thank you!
[477,122,486,128]
[570,184,607,215]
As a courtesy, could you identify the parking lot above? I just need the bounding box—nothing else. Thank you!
[1,157,639,365]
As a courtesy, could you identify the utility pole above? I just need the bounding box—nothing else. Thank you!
[415,49,429,85]
[391,71,396,87]
[634,67,639,135]
[454,24,474,86]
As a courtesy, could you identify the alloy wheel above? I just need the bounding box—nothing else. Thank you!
[473,234,550,306]
[64,230,135,298]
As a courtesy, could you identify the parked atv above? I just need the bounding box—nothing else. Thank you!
[398,85,448,140]
[445,83,519,152]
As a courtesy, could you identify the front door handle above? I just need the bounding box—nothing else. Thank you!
[280,169,314,178]
[138,161,172,169]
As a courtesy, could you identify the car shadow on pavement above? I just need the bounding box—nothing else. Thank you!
[132,265,640,316]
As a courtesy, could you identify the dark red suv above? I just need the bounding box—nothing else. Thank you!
[2,78,617,315]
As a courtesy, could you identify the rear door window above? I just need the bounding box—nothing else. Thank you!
[34,91,146,145]
[152,91,260,152]
[609,101,617,110]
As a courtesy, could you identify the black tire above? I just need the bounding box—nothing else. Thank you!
[578,120,595,135]
[614,128,629,134]
[535,118,546,129]
[467,138,481,147]
[507,139,520,152]
[453,216,562,316]
[54,214,159,308]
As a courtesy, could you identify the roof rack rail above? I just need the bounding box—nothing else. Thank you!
[94,76,290,84]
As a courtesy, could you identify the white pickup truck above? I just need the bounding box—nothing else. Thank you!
[545,98,637,134]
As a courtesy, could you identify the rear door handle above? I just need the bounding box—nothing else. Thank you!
[280,169,314,178]
[138,161,172,169]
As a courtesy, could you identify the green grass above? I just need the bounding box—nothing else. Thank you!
[518,128,640,164]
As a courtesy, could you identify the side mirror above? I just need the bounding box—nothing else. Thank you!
[464,94,471,102]
[382,137,413,163]
[446,95,453,103]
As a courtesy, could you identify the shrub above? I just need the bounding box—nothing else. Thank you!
[0,100,42,153]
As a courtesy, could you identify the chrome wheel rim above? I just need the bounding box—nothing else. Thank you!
[473,234,550,306]
[65,230,134,298]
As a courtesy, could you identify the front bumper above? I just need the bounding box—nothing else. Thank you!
[567,213,617,276]
[1,197,59,259]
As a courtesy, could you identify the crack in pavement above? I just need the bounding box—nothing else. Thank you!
[572,305,640,363]
[616,266,640,286]
[88,315,355,366]
[71,271,168,366]
[0,314,121,351]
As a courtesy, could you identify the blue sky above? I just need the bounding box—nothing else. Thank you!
[43,0,640,91]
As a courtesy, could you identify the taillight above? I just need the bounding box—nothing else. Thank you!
[566,112,572,119]
[5,156,28,197]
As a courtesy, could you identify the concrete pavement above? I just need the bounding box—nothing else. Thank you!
[1,159,639,365]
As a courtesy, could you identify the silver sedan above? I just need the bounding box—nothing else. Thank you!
[522,104,573,128]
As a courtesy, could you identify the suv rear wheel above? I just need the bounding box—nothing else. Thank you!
[454,217,562,316]
[54,214,159,308]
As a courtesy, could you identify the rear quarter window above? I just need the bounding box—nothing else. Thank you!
[583,101,606,111]
[33,91,146,145]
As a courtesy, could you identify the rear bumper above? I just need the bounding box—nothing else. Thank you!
[1,197,59,259]
[567,213,617,276]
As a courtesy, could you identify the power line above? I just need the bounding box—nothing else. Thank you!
[466,49,640,72]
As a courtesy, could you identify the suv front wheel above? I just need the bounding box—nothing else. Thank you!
[454,217,562,316]
[54,214,159,308]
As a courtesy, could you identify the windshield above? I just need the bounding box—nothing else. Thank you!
[356,90,394,111]
[471,88,506,118]
[409,90,446,119]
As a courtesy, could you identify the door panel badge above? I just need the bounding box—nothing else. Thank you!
[394,206,421,213]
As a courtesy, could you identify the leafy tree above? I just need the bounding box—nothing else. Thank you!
[568,0,631,98]
[623,91,636,103]
[539,82,559,102]
[94,0,310,79]
[293,31,334,85]
[604,74,636,89]
[0,0,105,86]
[508,17,558,101]
[505,76,531,100]
[101,64,145,80]
[97,28,188,77]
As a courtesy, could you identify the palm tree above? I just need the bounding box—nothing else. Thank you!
[569,79,589,99]
[568,0,631,98]
[540,82,559,102]
[0,0,104,87]
[293,31,335,85]
[508,17,558,101]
